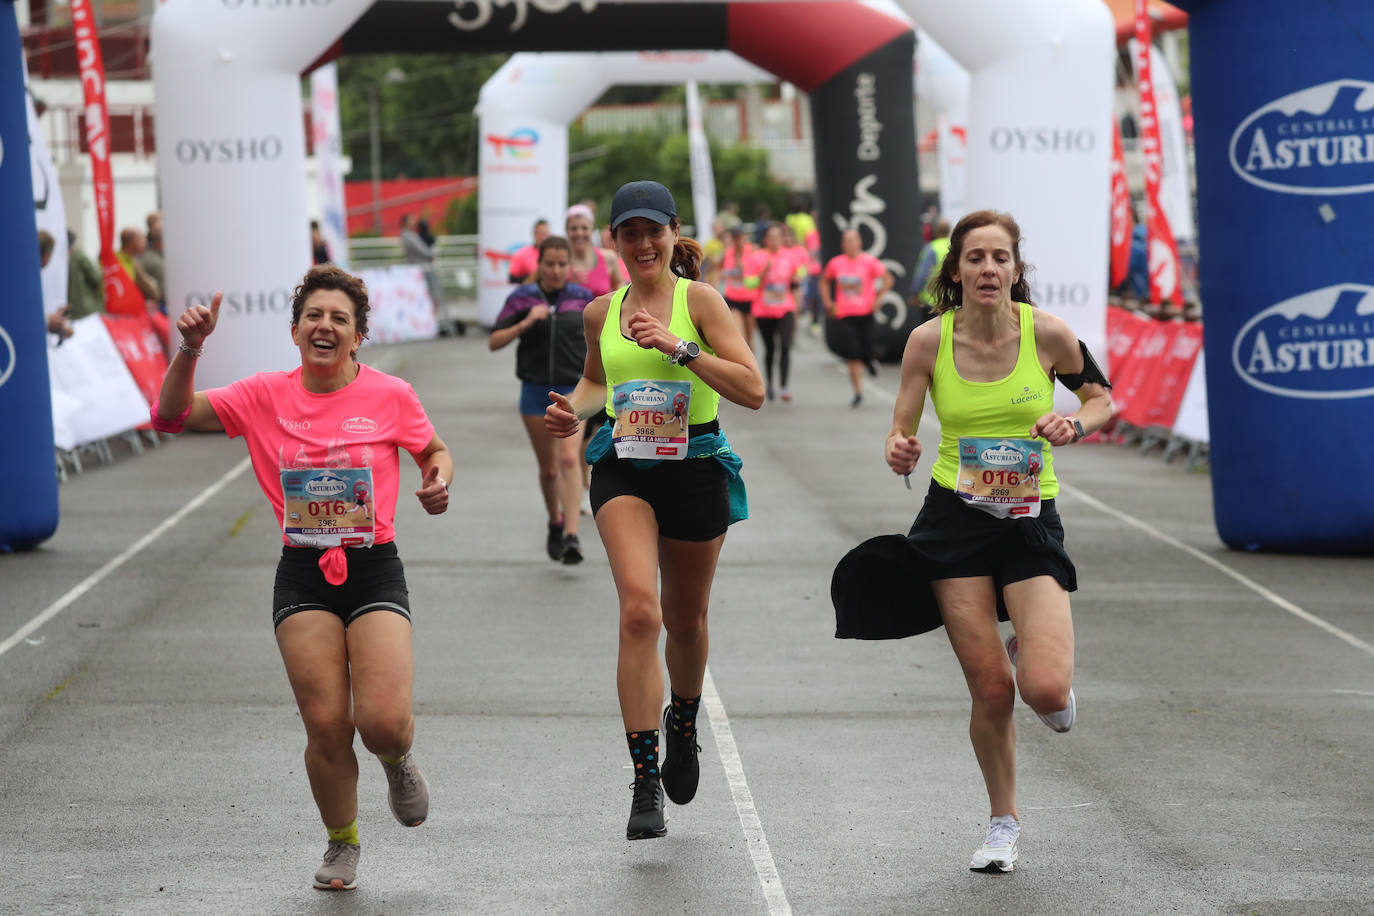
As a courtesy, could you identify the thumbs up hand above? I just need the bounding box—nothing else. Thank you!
[416,463,449,515]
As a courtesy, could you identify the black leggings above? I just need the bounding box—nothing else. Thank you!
[756,312,796,389]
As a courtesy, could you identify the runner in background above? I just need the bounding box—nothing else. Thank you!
[490,236,595,564]
[821,228,892,407]
[744,223,806,402]
[566,204,624,298]
[545,180,764,842]
[508,219,550,285]
[152,265,453,892]
[883,210,1112,874]
[713,226,756,348]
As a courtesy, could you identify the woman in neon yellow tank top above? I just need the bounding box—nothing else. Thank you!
[545,181,764,841]
[883,210,1113,874]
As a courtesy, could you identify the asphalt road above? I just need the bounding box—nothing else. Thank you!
[2,327,1370,915]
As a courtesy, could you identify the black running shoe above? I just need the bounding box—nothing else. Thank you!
[546,519,564,560]
[866,359,879,377]
[626,779,667,840]
[561,533,583,565]
[850,393,863,408]
[660,705,701,806]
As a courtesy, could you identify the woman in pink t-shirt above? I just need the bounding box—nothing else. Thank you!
[715,226,756,345]
[744,223,807,401]
[153,266,453,893]
[822,228,894,407]
[565,204,624,298]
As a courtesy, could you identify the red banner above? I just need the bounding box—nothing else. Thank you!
[1133,0,1183,309]
[1109,123,1133,290]
[1106,307,1203,430]
[101,314,169,407]
[72,0,144,316]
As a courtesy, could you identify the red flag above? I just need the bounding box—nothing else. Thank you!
[1133,0,1183,309]
[72,0,144,316]
[1109,123,1133,290]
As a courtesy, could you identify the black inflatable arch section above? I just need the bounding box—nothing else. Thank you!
[342,1,921,358]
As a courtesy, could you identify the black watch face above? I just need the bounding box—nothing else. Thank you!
[687,342,700,357]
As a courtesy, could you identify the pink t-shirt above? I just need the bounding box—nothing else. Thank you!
[745,247,806,319]
[508,245,539,282]
[824,253,888,318]
[207,365,436,546]
[718,244,754,301]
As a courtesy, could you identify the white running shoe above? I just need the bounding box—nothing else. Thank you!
[969,816,1020,873]
[1005,634,1075,733]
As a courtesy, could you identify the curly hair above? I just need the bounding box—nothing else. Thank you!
[925,210,1035,314]
[290,265,370,342]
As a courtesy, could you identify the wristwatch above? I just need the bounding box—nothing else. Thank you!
[1069,417,1085,442]
[672,339,701,366]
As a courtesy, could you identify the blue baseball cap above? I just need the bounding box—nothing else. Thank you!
[609,180,677,231]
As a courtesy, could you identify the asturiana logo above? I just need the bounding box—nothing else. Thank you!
[980,444,1024,467]
[486,128,539,159]
[305,473,348,498]
[1232,283,1374,400]
[1230,80,1374,195]
[629,384,669,408]
[342,416,378,434]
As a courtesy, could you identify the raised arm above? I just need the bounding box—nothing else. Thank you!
[155,292,225,432]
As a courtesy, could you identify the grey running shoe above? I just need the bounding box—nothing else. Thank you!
[380,752,429,827]
[313,841,360,891]
[1005,634,1075,733]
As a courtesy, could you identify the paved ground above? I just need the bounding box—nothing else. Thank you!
[3,327,1371,915]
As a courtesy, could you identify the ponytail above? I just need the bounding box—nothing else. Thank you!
[671,236,703,280]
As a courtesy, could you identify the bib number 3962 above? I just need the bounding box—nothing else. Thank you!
[281,467,377,548]
[955,438,1043,519]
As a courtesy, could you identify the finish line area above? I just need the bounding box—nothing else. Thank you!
[2,331,1370,914]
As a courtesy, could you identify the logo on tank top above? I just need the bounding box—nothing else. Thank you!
[1233,283,1374,399]
[1230,80,1374,195]
[1010,386,1045,406]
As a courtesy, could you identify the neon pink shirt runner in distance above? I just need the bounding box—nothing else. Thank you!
[207,364,436,546]
[719,244,754,301]
[745,247,805,319]
[508,245,538,282]
[824,253,888,318]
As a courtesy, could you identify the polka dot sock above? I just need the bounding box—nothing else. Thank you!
[667,691,702,741]
[626,730,660,782]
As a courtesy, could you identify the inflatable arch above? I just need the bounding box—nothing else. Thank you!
[471,51,772,323]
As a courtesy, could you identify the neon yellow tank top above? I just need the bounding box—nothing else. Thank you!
[601,277,720,425]
[929,302,1059,498]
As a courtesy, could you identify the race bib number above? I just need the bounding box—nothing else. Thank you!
[955,438,1043,519]
[838,275,863,295]
[611,380,691,460]
[281,467,376,548]
[763,281,788,304]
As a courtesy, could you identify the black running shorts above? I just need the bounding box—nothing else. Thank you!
[271,542,411,629]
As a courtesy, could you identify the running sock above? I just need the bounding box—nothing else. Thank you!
[378,753,404,766]
[667,691,702,741]
[990,814,1019,832]
[327,818,360,846]
[627,730,660,782]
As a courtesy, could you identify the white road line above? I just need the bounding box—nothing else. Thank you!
[1061,483,1374,660]
[701,666,792,916]
[0,456,254,661]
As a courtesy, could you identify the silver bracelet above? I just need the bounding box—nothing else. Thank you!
[178,342,203,358]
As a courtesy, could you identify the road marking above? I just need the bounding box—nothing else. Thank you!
[702,666,792,916]
[1061,484,1374,660]
[0,457,254,661]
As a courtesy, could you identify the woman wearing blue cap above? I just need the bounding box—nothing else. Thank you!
[545,180,764,840]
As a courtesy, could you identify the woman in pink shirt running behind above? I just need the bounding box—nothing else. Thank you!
[566,204,625,298]
[822,228,893,407]
[153,266,453,893]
